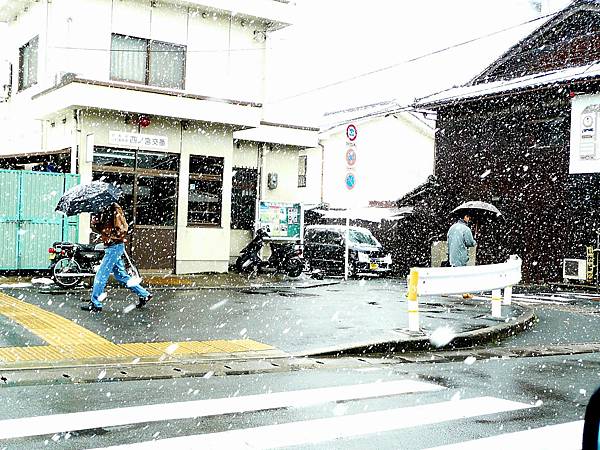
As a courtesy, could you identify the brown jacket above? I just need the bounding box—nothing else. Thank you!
[91,203,128,245]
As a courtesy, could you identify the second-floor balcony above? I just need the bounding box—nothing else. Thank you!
[31,74,262,128]
[0,0,296,28]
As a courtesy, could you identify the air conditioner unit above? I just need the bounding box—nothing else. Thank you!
[563,258,586,281]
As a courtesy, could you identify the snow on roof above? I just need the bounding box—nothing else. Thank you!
[414,61,600,109]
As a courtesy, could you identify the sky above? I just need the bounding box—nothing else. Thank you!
[264,0,573,126]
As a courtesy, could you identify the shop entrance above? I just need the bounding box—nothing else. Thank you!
[92,147,179,271]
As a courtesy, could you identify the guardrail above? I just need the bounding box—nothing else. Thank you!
[406,255,522,332]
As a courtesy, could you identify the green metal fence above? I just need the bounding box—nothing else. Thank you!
[0,170,80,270]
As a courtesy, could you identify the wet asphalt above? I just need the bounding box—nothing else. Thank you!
[1,278,527,355]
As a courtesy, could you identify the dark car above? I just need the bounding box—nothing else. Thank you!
[303,225,392,276]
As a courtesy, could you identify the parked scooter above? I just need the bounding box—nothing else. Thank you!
[48,240,139,289]
[235,228,304,277]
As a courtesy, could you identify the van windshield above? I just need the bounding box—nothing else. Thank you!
[349,230,378,246]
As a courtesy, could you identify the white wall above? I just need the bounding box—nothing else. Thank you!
[44,0,267,103]
[177,122,234,273]
[228,140,322,261]
[0,0,48,153]
[321,113,434,208]
[0,0,269,156]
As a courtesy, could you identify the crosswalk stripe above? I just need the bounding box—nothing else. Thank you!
[425,420,584,449]
[0,380,443,440]
[91,396,533,450]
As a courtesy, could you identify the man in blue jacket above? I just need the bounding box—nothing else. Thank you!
[447,214,477,267]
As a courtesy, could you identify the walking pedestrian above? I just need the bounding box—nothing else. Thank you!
[81,203,152,312]
[447,213,477,299]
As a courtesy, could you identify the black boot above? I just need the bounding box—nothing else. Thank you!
[136,294,153,309]
[81,303,102,312]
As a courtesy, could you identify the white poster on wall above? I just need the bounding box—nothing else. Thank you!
[570,93,600,174]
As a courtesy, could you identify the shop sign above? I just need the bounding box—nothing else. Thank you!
[109,131,169,150]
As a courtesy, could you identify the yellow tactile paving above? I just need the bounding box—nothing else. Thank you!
[0,292,114,347]
[0,292,277,364]
[177,341,223,354]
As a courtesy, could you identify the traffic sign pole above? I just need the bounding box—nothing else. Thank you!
[344,124,357,281]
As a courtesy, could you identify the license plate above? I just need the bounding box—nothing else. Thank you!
[48,253,56,260]
[369,262,378,270]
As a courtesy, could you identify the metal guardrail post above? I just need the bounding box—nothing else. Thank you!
[503,286,513,305]
[407,268,420,332]
[492,288,502,318]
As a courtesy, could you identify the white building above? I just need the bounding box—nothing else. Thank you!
[318,101,435,209]
[0,0,321,274]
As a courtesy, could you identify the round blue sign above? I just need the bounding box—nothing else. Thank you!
[345,172,356,190]
[346,147,356,166]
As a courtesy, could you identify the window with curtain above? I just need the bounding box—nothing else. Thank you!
[18,36,38,91]
[188,155,224,226]
[110,34,147,84]
[149,41,185,89]
[110,34,186,89]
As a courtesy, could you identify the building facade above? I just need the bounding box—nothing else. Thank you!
[0,0,321,273]
[319,103,435,209]
[412,0,600,283]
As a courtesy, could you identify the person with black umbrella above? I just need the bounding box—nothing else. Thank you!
[447,211,478,300]
[82,202,153,312]
[56,181,152,312]
[447,213,477,268]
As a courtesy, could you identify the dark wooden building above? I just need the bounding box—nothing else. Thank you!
[409,0,600,283]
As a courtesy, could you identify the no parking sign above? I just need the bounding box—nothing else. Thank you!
[346,124,357,142]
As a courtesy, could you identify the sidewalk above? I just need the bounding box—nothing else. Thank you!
[0,277,535,372]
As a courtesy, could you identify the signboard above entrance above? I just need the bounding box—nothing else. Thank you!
[109,131,169,151]
[258,201,302,240]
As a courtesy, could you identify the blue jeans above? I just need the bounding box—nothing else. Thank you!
[91,243,150,307]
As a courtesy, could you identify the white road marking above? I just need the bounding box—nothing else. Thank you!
[0,379,443,440]
[425,420,584,449]
[91,396,533,449]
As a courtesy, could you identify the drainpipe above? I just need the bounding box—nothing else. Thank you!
[318,141,325,204]
[255,142,264,231]
[72,108,80,175]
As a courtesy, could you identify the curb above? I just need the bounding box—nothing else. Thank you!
[1,277,341,293]
[297,304,537,358]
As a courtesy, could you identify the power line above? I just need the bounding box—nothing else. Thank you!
[267,11,559,104]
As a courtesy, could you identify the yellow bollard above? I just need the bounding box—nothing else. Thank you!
[407,268,420,332]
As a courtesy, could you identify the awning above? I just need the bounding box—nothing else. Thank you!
[311,206,414,223]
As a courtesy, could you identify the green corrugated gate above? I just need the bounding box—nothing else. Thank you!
[0,170,79,270]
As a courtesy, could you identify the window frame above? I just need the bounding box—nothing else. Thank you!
[18,36,38,92]
[231,166,258,230]
[110,33,186,90]
[187,155,224,228]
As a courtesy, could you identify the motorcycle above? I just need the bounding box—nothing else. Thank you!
[235,228,304,278]
[48,240,140,289]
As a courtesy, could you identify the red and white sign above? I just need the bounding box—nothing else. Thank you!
[345,147,356,166]
[346,124,357,142]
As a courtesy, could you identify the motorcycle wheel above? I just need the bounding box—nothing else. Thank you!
[52,257,82,289]
[286,258,304,278]
[235,256,246,273]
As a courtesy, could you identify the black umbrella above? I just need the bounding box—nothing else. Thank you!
[55,181,122,216]
[451,200,502,221]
